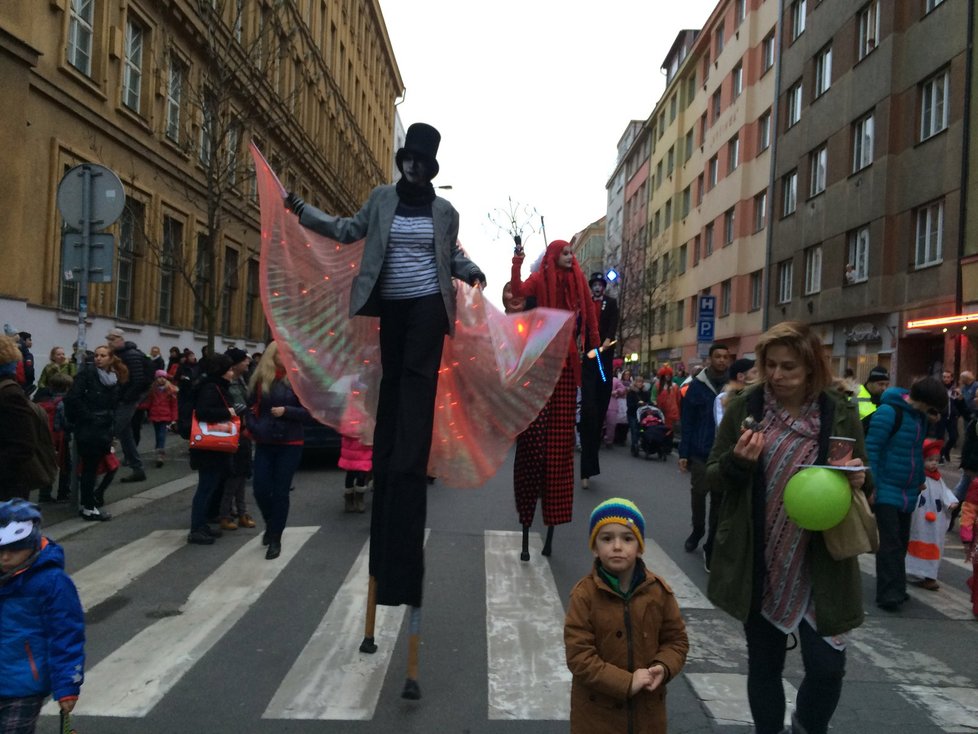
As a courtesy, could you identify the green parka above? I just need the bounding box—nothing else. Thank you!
[705,383,873,636]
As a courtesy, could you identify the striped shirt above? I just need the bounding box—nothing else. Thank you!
[379,203,439,300]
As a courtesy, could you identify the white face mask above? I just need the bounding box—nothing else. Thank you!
[0,520,33,545]
[401,154,430,185]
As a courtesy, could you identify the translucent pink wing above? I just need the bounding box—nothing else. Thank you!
[252,142,574,487]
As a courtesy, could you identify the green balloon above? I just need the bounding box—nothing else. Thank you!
[783,466,852,531]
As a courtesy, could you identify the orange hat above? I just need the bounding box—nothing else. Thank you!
[922,438,943,458]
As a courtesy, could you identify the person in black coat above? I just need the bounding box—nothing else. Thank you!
[187,354,236,545]
[106,328,152,482]
[0,335,38,500]
[65,345,125,520]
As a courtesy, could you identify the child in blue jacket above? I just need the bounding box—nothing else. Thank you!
[0,500,85,731]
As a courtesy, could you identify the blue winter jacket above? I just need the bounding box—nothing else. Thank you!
[678,369,723,462]
[865,387,927,512]
[248,378,310,445]
[0,538,85,700]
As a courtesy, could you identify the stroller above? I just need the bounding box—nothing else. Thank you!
[636,404,673,461]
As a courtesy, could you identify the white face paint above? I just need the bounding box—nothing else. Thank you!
[401,154,430,185]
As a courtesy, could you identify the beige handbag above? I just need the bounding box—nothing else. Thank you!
[823,488,879,561]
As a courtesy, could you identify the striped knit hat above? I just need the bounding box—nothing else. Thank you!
[589,498,645,552]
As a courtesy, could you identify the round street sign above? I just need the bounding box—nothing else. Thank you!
[56,163,126,230]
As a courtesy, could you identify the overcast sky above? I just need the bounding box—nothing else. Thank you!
[376,1,719,302]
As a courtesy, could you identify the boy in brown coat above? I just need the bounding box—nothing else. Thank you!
[564,498,688,733]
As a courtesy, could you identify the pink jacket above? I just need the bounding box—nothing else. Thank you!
[147,381,178,423]
[338,434,372,472]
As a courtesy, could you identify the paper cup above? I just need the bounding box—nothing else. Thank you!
[828,436,855,466]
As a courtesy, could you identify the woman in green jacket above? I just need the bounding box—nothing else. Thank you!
[705,321,871,734]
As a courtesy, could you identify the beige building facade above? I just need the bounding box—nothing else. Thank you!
[0,0,401,363]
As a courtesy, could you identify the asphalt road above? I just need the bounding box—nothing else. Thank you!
[37,438,978,733]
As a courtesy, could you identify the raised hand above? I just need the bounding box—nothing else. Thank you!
[284,191,306,217]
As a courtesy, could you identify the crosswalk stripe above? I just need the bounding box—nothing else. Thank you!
[899,685,978,731]
[71,526,317,718]
[71,530,188,611]
[262,530,430,720]
[685,672,796,729]
[644,537,713,609]
[857,555,974,620]
[484,530,571,720]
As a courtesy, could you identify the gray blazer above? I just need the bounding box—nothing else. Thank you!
[298,185,482,336]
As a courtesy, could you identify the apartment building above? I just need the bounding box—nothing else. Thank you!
[615,120,652,357]
[570,216,607,282]
[0,0,401,360]
[769,0,967,381]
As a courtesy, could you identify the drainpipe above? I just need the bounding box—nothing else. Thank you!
[762,0,786,331]
[955,0,975,375]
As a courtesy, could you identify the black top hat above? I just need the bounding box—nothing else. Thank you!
[396,122,441,179]
[588,272,606,287]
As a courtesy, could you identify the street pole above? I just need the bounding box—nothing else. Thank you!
[76,164,92,369]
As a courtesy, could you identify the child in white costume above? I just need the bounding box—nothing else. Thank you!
[906,439,959,590]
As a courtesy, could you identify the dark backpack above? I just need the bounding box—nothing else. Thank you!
[1,381,58,488]
[862,405,903,443]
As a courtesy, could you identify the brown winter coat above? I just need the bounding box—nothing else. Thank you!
[564,560,689,734]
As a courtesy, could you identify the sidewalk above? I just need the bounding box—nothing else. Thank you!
[37,430,196,535]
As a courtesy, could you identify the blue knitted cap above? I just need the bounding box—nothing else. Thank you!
[589,498,645,552]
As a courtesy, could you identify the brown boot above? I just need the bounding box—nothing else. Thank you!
[237,513,256,529]
[219,517,238,531]
[344,491,356,513]
[354,490,366,513]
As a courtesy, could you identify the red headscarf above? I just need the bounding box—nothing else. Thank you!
[510,240,600,384]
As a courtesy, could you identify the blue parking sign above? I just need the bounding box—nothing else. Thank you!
[697,295,716,346]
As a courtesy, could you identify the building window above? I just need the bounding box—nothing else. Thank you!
[778,259,794,304]
[852,112,874,172]
[814,44,832,98]
[732,63,743,99]
[664,199,673,230]
[857,1,880,60]
[762,32,776,72]
[686,74,697,107]
[728,135,740,173]
[674,300,684,331]
[122,19,144,113]
[705,222,715,256]
[685,129,694,161]
[809,144,827,196]
[790,0,807,41]
[703,50,711,81]
[116,200,144,320]
[245,259,260,336]
[67,0,95,76]
[754,190,767,231]
[720,279,732,316]
[915,199,944,267]
[221,247,239,334]
[750,269,763,310]
[693,234,701,265]
[787,81,803,127]
[736,0,747,26]
[847,226,870,283]
[920,69,949,141]
[669,95,677,123]
[199,95,213,166]
[709,155,719,188]
[700,112,708,144]
[715,22,725,55]
[697,174,705,205]
[655,161,663,190]
[667,146,675,176]
[679,244,688,274]
[712,89,722,123]
[759,109,772,151]
[160,215,182,326]
[804,245,822,294]
[724,207,735,245]
[782,170,798,216]
[925,0,945,11]
[165,57,184,142]
[682,186,691,218]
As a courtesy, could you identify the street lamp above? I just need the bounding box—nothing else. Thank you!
[630,352,639,362]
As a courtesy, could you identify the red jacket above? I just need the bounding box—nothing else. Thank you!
[147,381,178,423]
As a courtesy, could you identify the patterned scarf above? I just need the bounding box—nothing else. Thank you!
[759,384,820,632]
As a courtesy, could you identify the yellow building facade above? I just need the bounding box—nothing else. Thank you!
[0,0,401,359]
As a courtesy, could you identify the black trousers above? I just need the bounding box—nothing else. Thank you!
[579,352,614,479]
[369,295,448,608]
[874,503,912,606]
[745,612,846,734]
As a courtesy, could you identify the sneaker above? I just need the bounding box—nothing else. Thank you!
[79,507,111,522]
[703,549,711,573]
[684,532,702,553]
[237,513,256,529]
[120,470,147,483]
[916,578,940,591]
[219,517,239,531]
[188,528,215,545]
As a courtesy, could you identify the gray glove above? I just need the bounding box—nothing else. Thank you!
[284,192,305,217]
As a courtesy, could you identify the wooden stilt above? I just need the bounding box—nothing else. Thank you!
[359,575,378,653]
[520,524,530,562]
[402,606,422,699]
[541,525,555,557]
